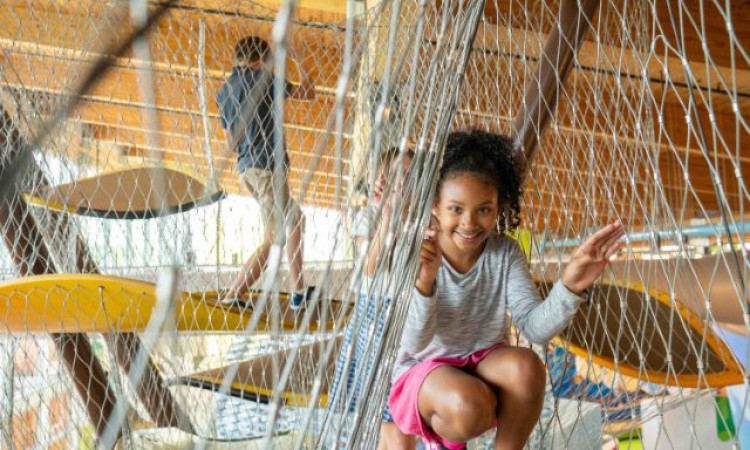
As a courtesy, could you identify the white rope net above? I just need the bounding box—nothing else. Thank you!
[0,1,747,449]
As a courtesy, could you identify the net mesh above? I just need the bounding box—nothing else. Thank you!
[0,0,748,449]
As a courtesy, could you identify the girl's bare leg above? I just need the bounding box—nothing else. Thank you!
[417,366,497,444]
[226,238,272,298]
[377,422,416,450]
[474,347,546,450]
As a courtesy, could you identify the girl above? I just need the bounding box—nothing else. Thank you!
[387,129,623,450]
[329,147,417,449]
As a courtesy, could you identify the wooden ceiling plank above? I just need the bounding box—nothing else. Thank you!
[0,3,350,90]
[0,51,350,134]
[461,10,750,99]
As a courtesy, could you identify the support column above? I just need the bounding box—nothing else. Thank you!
[349,0,411,205]
[1,104,193,441]
[63,221,191,431]
[513,0,601,175]
[511,3,600,447]
[0,108,118,444]
[11,107,193,432]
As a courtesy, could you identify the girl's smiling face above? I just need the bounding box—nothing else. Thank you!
[433,174,500,265]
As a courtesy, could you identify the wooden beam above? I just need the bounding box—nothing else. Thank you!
[87,122,350,166]
[0,52,350,135]
[455,87,750,166]
[0,106,119,445]
[5,0,747,115]
[5,1,746,167]
[464,4,750,107]
[3,0,348,20]
[652,0,750,72]
[0,3,350,90]
[513,0,601,168]
[155,0,349,22]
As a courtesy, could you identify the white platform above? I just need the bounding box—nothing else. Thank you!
[640,395,735,450]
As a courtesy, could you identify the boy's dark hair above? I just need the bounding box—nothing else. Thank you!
[354,147,416,198]
[234,36,270,65]
[380,146,415,177]
[437,129,522,232]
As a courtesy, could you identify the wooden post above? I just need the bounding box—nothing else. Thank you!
[112,334,193,431]
[0,108,118,444]
[2,107,193,433]
[513,0,601,175]
[0,2,191,439]
[58,222,192,431]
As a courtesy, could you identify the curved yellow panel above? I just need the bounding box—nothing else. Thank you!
[0,274,347,334]
[1,274,741,389]
[538,279,744,389]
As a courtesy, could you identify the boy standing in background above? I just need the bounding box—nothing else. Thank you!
[217,35,316,308]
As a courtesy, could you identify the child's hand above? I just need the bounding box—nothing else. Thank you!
[416,218,442,296]
[562,221,624,295]
[372,173,386,208]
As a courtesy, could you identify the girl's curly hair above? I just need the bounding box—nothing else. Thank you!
[437,129,523,232]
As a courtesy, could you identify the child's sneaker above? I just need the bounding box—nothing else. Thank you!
[220,297,252,311]
[290,286,316,310]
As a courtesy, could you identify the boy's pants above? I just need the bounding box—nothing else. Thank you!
[240,168,300,233]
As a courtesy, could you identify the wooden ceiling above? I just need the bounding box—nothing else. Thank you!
[0,0,747,232]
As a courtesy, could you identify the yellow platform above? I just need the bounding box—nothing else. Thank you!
[175,337,341,407]
[184,282,744,405]
[0,274,347,334]
[0,274,741,389]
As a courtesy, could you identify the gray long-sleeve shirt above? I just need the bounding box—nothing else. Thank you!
[394,234,584,380]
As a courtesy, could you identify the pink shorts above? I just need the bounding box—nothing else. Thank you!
[388,343,506,450]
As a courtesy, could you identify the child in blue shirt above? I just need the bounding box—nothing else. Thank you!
[217,36,316,308]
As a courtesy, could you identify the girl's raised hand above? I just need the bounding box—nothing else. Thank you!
[561,221,625,295]
[416,219,442,296]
